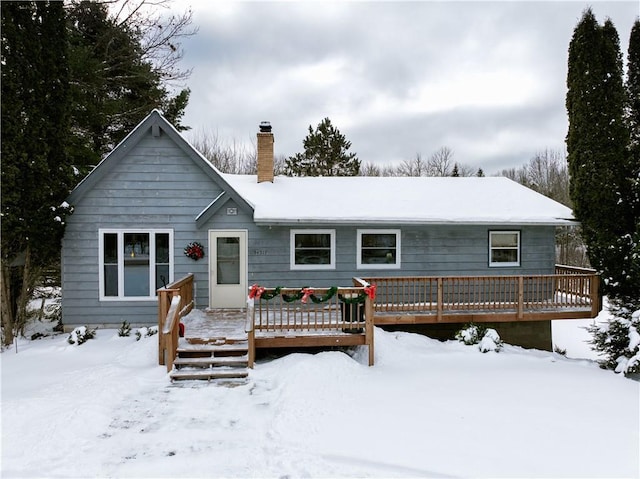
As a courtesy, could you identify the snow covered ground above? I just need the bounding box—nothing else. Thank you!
[2,313,639,478]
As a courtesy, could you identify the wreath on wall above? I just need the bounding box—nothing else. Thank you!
[184,242,205,261]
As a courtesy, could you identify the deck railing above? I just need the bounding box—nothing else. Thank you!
[157,274,194,371]
[362,266,601,321]
[246,284,375,366]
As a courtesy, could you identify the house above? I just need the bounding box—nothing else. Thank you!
[62,110,598,353]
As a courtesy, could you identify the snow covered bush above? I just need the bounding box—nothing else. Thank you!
[478,328,503,353]
[67,326,96,345]
[117,321,131,337]
[455,323,486,345]
[135,326,158,341]
[456,323,503,352]
[588,308,640,375]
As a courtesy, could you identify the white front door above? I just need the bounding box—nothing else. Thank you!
[209,230,247,308]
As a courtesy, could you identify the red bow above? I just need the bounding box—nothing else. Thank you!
[249,284,265,299]
[364,284,377,300]
[301,287,314,304]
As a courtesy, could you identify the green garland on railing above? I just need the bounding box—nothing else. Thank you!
[309,286,338,304]
[281,288,305,303]
[260,286,282,300]
[250,284,372,304]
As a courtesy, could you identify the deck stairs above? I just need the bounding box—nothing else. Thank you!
[169,338,250,382]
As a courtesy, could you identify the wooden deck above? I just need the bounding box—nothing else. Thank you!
[157,266,601,375]
[180,308,368,346]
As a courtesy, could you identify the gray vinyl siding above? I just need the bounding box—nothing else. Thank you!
[62,132,224,327]
[237,223,556,288]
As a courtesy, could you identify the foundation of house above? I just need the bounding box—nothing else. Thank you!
[381,320,553,351]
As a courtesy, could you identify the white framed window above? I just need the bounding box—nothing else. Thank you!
[290,229,335,270]
[489,231,520,267]
[357,229,401,269]
[98,229,174,300]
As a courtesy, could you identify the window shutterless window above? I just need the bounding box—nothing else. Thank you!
[489,231,520,267]
[357,229,401,269]
[99,229,174,300]
[290,229,335,270]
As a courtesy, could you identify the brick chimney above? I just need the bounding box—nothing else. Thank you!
[257,121,274,183]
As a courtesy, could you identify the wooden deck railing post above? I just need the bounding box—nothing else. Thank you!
[157,290,170,365]
[517,276,524,320]
[245,300,255,369]
[590,274,601,317]
[365,294,375,366]
[162,293,182,372]
[436,278,443,322]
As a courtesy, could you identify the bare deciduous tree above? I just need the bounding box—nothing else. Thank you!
[190,130,255,174]
[105,0,197,84]
[427,146,454,176]
[397,153,428,176]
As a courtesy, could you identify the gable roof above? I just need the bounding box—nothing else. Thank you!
[66,110,253,214]
[222,174,576,226]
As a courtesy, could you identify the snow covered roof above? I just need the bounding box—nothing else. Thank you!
[222,174,576,225]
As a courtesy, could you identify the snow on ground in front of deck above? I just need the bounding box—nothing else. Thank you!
[2,313,638,478]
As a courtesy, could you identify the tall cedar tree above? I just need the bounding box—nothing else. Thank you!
[1,1,75,344]
[627,21,640,223]
[566,9,633,302]
[623,20,640,308]
[285,118,360,176]
[66,0,191,174]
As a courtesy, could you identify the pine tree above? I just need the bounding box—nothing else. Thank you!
[566,9,631,301]
[451,164,460,177]
[285,118,360,176]
[476,168,485,177]
[1,1,75,344]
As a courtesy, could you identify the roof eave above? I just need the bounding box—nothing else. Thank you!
[253,217,579,226]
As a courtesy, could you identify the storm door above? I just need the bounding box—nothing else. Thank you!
[208,230,248,308]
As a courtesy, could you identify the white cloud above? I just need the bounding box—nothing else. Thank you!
[170,0,639,173]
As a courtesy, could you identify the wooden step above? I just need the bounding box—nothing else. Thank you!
[170,368,249,381]
[177,343,248,356]
[173,355,249,368]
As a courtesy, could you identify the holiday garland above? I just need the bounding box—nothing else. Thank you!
[248,284,374,303]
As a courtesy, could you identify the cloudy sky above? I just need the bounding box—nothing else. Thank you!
[168,1,639,174]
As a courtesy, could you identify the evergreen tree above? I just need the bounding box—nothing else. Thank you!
[0,0,194,344]
[451,164,460,177]
[1,1,75,344]
[620,20,640,312]
[476,168,485,177]
[285,118,360,176]
[566,9,632,301]
[626,20,640,224]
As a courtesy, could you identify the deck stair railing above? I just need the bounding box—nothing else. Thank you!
[157,273,194,371]
[363,265,600,321]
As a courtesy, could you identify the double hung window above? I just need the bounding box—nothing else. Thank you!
[489,231,520,267]
[290,229,335,270]
[99,229,173,300]
[357,229,401,269]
